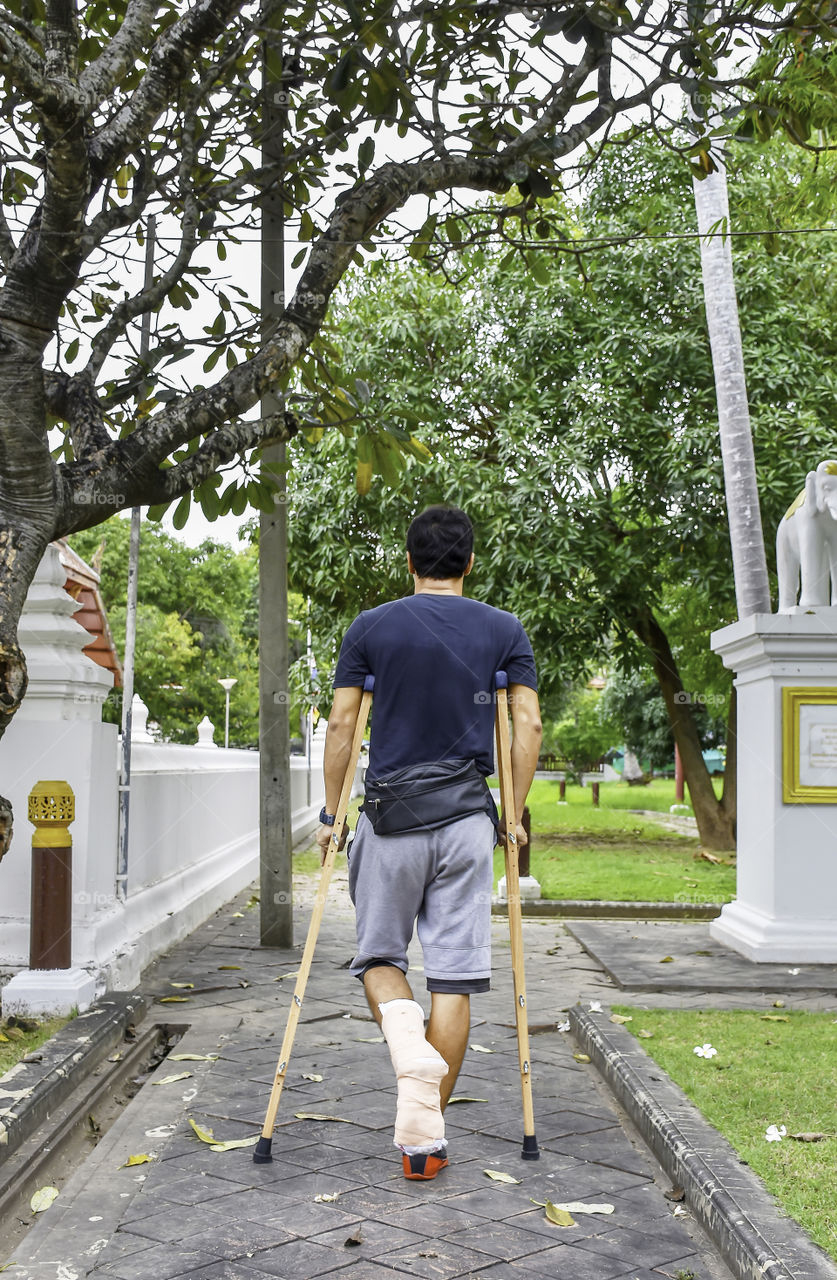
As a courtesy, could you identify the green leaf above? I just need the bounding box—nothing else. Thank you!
[358,136,375,170]
[172,494,191,530]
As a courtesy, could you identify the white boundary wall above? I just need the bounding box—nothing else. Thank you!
[0,547,341,994]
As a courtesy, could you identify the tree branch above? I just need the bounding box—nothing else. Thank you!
[78,0,158,106]
[88,0,248,186]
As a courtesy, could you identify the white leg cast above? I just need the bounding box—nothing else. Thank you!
[379,998,447,1149]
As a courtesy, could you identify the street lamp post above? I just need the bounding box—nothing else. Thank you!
[218,677,238,749]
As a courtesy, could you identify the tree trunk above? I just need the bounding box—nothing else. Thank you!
[0,329,57,858]
[629,604,736,851]
[692,156,771,617]
[718,682,737,836]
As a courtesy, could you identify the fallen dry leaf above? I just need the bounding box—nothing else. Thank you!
[210,1136,259,1152]
[159,996,190,1003]
[356,1036,384,1043]
[188,1118,216,1144]
[169,982,194,989]
[573,1053,591,1064]
[663,1186,685,1202]
[529,1200,575,1227]
[469,1044,494,1054]
[344,1229,363,1247]
[673,1205,688,1217]
[659,956,675,964]
[788,1132,828,1143]
[120,1154,154,1168]
[151,1072,193,1087]
[302,1073,323,1082]
[447,1096,488,1104]
[610,1014,632,1025]
[637,1029,654,1039]
[218,965,242,970]
[761,1015,789,1023]
[231,912,244,918]
[170,1053,219,1062]
[773,1000,785,1008]
[314,1192,341,1203]
[294,1112,350,1123]
[30,1187,59,1213]
[483,1169,520,1184]
[273,971,301,982]
[107,1051,123,1063]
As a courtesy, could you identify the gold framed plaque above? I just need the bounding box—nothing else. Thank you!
[782,686,837,803]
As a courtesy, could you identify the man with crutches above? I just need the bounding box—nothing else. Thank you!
[317,505,542,1179]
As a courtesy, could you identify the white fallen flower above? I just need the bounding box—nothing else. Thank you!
[588,1001,603,1014]
[788,968,801,976]
[765,1124,787,1143]
[693,1043,718,1059]
[557,1020,571,1033]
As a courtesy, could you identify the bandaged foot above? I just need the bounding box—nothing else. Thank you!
[379,998,448,1150]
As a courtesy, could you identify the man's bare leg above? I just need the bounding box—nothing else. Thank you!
[363,964,413,1020]
[427,993,470,1109]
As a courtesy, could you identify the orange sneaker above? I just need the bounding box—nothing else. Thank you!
[402,1149,449,1180]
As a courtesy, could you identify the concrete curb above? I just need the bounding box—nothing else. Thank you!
[569,1004,837,1280]
[491,898,722,920]
[0,990,146,1162]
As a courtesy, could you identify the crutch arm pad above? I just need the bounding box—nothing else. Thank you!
[364,674,375,692]
[495,670,509,690]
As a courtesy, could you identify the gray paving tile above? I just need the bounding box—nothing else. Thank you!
[377,1238,498,1277]
[573,1224,698,1269]
[251,1199,363,1237]
[376,1200,491,1237]
[159,1263,276,1280]
[237,1239,353,1277]
[310,1217,426,1256]
[98,1242,222,1280]
[180,1221,297,1261]
[444,1220,557,1262]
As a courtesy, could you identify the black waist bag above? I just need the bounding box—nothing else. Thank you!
[362,758,497,836]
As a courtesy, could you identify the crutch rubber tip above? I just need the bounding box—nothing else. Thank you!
[521,1134,540,1160]
[253,1136,274,1163]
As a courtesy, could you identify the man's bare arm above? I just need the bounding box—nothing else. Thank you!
[508,683,542,845]
[316,685,363,860]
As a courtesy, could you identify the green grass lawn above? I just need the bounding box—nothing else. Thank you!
[616,1007,837,1262]
[0,1015,69,1077]
[297,778,736,904]
[493,777,735,903]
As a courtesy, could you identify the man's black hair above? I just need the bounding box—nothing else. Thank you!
[406,505,474,579]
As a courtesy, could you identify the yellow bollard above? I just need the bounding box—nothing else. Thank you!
[28,781,75,970]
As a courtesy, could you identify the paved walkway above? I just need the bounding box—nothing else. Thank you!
[13,865,793,1280]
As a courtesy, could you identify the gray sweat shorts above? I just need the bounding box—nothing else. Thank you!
[347,810,495,994]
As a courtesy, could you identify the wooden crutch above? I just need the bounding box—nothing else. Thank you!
[254,673,374,1163]
[494,669,539,1160]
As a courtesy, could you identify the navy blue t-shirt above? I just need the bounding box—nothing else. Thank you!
[333,594,537,778]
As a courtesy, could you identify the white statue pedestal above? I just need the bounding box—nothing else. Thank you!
[495,875,541,904]
[710,610,837,962]
[2,967,96,1017]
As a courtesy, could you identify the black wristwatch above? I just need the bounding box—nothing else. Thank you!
[319,807,336,826]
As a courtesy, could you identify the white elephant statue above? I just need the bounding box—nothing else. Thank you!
[776,459,837,612]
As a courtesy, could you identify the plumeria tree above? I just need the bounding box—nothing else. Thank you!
[279,137,837,849]
[0,0,833,851]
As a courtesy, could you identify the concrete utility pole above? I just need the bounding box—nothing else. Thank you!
[259,15,293,947]
[116,214,156,902]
